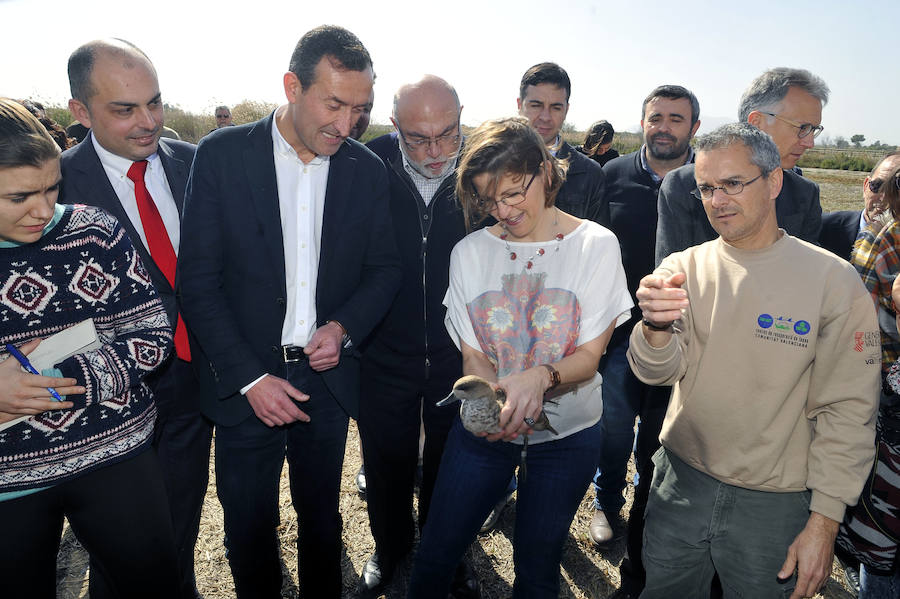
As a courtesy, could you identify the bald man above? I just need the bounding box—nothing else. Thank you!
[358,76,479,597]
[61,39,210,599]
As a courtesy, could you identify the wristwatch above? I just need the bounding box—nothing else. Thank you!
[541,363,561,391]
[642,318,674,332]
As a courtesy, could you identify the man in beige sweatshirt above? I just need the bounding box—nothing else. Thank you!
[627,122,880,599]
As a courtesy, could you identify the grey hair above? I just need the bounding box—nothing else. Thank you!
[694,122,781,177]
[738,68,829,122]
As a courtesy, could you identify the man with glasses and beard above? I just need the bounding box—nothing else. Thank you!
[589,85,701,598]
[357,75,480,599]
[656,67,827,263]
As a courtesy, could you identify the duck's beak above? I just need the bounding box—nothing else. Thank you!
[436,391,459,407]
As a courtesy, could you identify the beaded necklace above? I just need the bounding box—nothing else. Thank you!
[499,208,565,270]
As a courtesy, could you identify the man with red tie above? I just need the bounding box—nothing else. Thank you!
[61,39,211,599]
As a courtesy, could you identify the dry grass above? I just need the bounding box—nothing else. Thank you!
[55,170,865,598]
[804,167,868,212]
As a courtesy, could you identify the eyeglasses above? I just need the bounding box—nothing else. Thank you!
[693,173,764,200]
[216,114,230,119]
[867,176,900,194]
[761,112,823,139]
[398,126,461,151]
[397,111,462,152]
[474,171,539,212]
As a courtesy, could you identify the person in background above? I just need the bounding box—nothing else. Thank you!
[65,120,89,143]
[214,105,233,128]
[0,97,179,599]
[839,165,900,598]
[349,89,374,141]
[819,151,900,261]
[656,67,826,263]
[516,62,609,224]
[19,99,75,150]
[592,84,700,599]
[579,120,618,167]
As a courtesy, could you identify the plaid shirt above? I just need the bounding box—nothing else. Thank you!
[852,218,900,370]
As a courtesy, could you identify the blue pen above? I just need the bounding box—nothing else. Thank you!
[5,343,64,402]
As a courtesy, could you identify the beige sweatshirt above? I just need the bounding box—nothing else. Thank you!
[627,233,880,522]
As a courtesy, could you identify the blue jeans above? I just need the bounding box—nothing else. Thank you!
[861,564,900,599]
[408,417,602,598]
[593,342,639,513]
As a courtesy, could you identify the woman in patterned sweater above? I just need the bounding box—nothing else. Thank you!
[0,99,178,597]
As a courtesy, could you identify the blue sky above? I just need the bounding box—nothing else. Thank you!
[3,0,896,144]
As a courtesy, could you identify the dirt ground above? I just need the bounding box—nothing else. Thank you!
[56,419,856,599]
[54,168,866,598]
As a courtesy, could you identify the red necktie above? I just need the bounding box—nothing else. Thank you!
[127,160,191,361]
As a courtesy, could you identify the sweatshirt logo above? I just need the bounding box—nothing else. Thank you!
[755,313,811,349]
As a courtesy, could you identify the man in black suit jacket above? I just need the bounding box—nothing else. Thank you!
[819,152,900,260]
[820,210,862,261]
[517,62,609,225]
[178,26,401,598]
[60,39,211,599]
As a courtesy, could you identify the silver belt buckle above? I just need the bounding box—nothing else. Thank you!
[281,345,305,363]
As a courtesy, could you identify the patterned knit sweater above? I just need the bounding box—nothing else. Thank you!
[0,204,171,492]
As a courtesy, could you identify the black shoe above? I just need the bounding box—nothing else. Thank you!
[449,560,481,599]
[356,552,393,598]
[356,465,367,498]
[841,561,861,597]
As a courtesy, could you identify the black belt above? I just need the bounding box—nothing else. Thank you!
[281,345,307,363]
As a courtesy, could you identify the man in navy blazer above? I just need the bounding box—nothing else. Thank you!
[819,210,863,261]
[60,39,211,599]
[178,26,401,598]
[819,152,900,260]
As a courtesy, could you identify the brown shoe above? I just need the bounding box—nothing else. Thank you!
[589,509,614,544]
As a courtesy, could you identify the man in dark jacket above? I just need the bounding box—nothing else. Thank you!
[61,39,210,599]
[592,85,701,598]
[358,75,479,599]
[517,62,609,226]
[819,152,900,260]
[656,67,828,264]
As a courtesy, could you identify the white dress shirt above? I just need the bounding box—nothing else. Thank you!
[92,133,181,253]
[240,115,331,396]
[272,114,329,348]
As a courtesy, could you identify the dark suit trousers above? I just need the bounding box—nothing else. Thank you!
[358,354,458,561]
[152,358,213,597]
[215,360,349,599]
[90,358,212,599]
